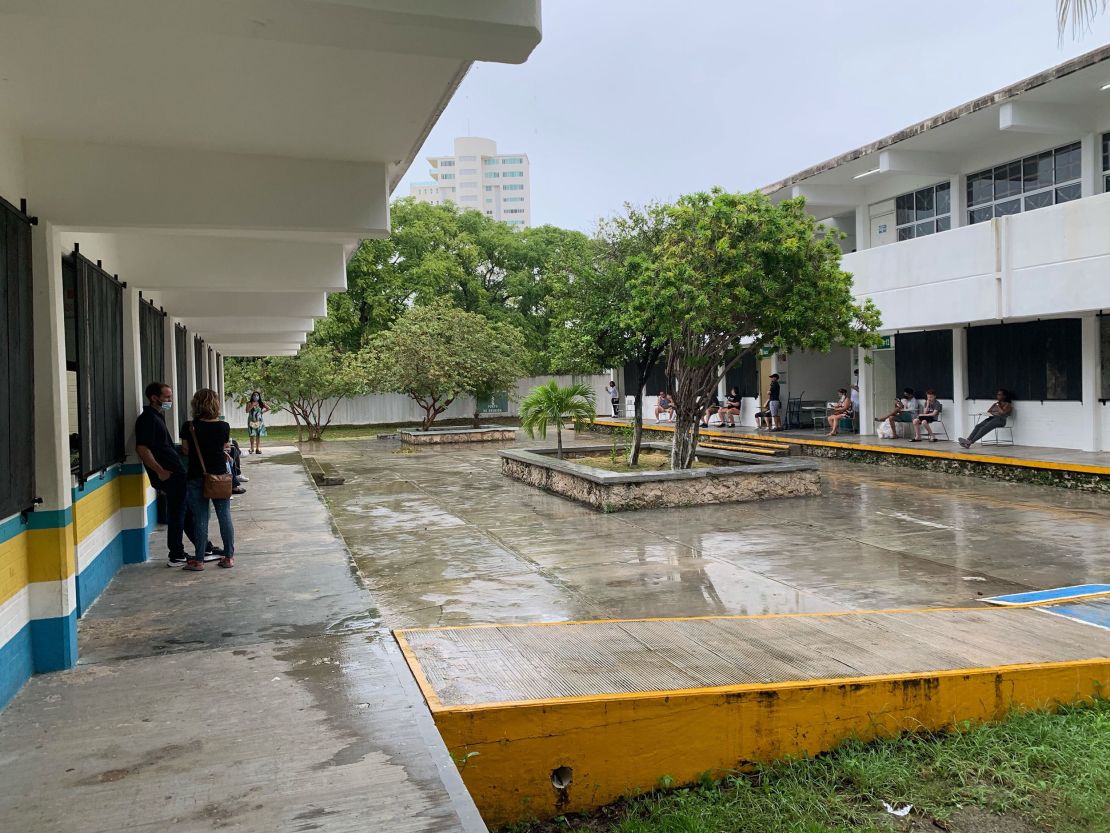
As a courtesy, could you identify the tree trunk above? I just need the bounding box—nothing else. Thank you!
[472,408,480,429]
[670,409,700,469]
[628,394,644,466]
[556,422,563,459]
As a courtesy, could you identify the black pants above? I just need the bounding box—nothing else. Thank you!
[161,471,209,556]
[611,399,620,417]
[967,415,1006,445]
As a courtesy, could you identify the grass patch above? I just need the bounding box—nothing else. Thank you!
[570,450,718,473]
[511,699,1110,833]
[230,416,522,445]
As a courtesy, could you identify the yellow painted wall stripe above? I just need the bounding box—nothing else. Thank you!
[436,658,1110,826]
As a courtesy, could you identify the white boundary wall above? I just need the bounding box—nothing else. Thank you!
[224,375,611,429]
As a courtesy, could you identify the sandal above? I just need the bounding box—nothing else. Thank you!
[182,559,204,571]
[217,556,234,569]
[929,437,938,442]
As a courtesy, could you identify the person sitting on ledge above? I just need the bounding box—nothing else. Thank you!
[720,387,742,427]
[654,391,675,422]
[699,392,721,428]
[875,387,919,438]
[959,389,1013,449]
[825,388,853,436]
[910,389,943,442]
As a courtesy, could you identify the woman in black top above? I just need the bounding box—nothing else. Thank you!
[721,387,742,427]
[180,388,235,571]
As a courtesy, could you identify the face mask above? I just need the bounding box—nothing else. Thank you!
[251,396,260,402]
[160,401,173,411]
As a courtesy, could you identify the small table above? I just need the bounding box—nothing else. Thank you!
[800,405,828,432]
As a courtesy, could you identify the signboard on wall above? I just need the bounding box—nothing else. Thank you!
[477,391,510,416]
[875,335,893,350]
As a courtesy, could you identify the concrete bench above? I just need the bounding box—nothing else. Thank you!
[303,456,344,486]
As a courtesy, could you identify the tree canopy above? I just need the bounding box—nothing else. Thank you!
[315,198,591,375]
[364,301,526,430]
[632,189,882,468]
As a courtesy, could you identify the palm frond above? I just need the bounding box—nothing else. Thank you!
[1058,0,1108,40]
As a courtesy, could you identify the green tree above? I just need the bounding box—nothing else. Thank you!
[225,346,368,442]
[365,302,525,431]
[550,203,668,465]
[518,380,597,459]
[1058,0,1106,38]
[317,199,587,374]
[633,189,882,469]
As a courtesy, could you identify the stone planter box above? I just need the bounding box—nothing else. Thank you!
[399,425,517,445]
[500,443,819,512]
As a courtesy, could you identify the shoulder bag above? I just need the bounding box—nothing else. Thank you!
[189,423,234,500]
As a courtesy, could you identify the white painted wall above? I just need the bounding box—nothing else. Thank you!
[779,348,853,404]
[223,375,612,429]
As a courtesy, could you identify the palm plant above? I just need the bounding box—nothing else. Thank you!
[519,380,597,459]
[1058,0,1107,39]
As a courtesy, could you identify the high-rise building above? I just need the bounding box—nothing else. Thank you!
[409,136,532,228]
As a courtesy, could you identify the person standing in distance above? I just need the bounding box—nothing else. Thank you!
[606,380,620,417]
[245,391,270,455]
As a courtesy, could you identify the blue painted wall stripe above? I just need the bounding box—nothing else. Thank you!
[30,612,78,672]
[0,624,33,712]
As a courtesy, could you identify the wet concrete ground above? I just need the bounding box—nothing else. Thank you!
[0,449,484,833]
[313,434,1110,627]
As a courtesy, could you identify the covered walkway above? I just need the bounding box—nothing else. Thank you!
[0,451,486,833]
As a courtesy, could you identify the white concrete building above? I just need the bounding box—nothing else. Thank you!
[0,0,541,709]
[761,43,1110,452]
[410,136,532,227]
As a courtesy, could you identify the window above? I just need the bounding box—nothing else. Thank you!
[485,198,493,204]
[175,323,188,404]
[502,171,524,178]
[0,196,35,519]
[1103,132,1109,194]
[139,297,165,388]
[460,195,477,202]
[439,159,454,167]
[895,183,951,241]
[500,157,523,165]
[724,352,759,399]
[484,158,497,165]
[439,173,455,180]
[504,208,525,214]
[460,168,477,175]
[485,210,493,215]
[967,142,1082,224]
[64,251,126,481]
[459,155,476,162]
[194,336,207,389]
[504,184,525,191]
[484,185,495,191]
[460,181,477,189]
[484,172,499,179]
[966,319,1081,401]
[893,330,954,399]
[507,219,525,226]
[1101,315,1110,399]
[505,196,525,203]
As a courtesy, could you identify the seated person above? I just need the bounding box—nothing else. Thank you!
[699,392,721,428]
[911,390,944,442]
[825,389,853,436]
[720,387,742,427]
[653,391,675,422]
[875,387,919,437]
[959,389,1013,449]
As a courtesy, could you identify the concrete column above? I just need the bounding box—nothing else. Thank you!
[951,326,969,440]
[216,353,225,407]
[1080,315,1101,453]
[185,335,197,405]
[1080,132,1098,198]
[121,288,143,462]
[857,347,873,434]
[209,349,218,395]
[29,220,78,672]
[120,287,150,565]
[950,174,966,229]
[854,205,868,251]
[164,315,180,431]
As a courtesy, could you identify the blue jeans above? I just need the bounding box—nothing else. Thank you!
[185,479,234,560]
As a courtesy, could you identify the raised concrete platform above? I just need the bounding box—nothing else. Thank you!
[500,442,818,511]
[397,606,1110,826]
[400,425,517,445]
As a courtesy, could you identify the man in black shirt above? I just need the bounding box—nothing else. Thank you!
[135,382,217,564]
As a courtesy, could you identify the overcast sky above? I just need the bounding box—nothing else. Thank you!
[396,1,1110,233]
